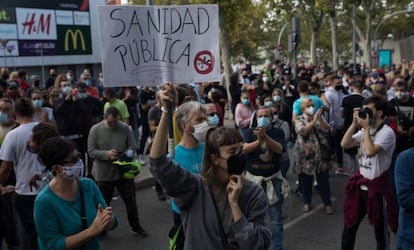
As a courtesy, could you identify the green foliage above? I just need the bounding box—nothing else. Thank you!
[119,0,414,65]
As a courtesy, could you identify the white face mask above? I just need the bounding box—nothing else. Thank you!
[61,160,84,180]
[192,121,208,142]
[304,106,315,116]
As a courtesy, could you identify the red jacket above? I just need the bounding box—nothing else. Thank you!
[343,170,398,233]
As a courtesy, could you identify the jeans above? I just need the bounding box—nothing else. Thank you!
[97,179,143,230]
[0,192,19,250]
[300,170,331,206]
[341,190,389,250]
[13,194,38,250]
[262,178,283,250]
[327,130,343,166]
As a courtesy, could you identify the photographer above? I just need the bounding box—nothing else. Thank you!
[340,95,398,250]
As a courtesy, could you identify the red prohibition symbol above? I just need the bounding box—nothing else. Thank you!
[194,50,215,74]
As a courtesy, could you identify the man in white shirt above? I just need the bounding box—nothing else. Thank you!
[340,95,396,250]
[0,98,41,250]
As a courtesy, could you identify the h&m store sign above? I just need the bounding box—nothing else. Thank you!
[0,1,91,56]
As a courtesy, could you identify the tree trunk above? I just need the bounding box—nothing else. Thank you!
[329,0,339,70]
[309,29,318,65]
[217,3,233,106]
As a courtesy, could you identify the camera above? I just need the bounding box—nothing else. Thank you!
[358,107,373,119]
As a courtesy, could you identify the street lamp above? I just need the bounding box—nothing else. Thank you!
[276,22,289,60]
[36,43,45,86]
[372,6,414,66]
[0,39,8,67]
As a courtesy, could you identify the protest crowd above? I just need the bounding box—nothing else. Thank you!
[0,58,414,250]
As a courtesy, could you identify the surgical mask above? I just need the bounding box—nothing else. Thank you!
[395,91,407,99]
[62,160,84,180]
[207,114,219,127]
[272,96,281,102]
[348,89,353,95]
[241,98,250,105]
[304,106,315,115]
[262,77,269,82]
[62,86,72,95]
[192,121,208,142]
[264,101,273,107]
[66,75,73,82]
[0,112,9,124]
[85,79,92,86]
[227,152,246,175]
[32,100,43,108]
[257,117,271,128]
[274,73,280,79]
[78,92,88,99]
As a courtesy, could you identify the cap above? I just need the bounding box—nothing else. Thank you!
[30,75,40,82]
[7,80,18,89]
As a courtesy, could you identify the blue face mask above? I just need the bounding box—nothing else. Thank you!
[257,117,270,128]
[272,95,281,102]
[32,100,43,108]
[78,93,88,99]
[264,101,273,107]
[371,72,378,78]
[62,86,72,95]
[84,79,92,86]
[0,112,9,124]
[241,98,250,105]
[208,114,219,127]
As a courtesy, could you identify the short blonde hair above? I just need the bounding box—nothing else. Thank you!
[300,98,314,112]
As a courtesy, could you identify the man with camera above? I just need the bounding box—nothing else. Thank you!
[340,95,397,250]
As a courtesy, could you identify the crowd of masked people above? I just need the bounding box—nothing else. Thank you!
[0,57,414,250]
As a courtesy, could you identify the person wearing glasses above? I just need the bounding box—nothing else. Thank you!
[150,84,270,249]
[34,137,117,250]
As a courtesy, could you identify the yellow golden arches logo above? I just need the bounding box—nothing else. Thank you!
[64,29,86,51]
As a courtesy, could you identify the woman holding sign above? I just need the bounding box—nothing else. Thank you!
[150,84,270,250]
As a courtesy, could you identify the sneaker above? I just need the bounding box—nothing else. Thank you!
[303,204,311,213]
[325,206,334,215]
[291,188,302,197]
[132,227,148,238]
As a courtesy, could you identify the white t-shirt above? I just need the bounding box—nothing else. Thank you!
[0,122,42,195]
[352,124,395,180]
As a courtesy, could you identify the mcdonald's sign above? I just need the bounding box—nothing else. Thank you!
[64,29,86,51]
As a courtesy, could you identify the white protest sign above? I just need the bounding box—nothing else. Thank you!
[98,4,220,87]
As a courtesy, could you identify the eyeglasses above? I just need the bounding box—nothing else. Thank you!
[208,112,219,117]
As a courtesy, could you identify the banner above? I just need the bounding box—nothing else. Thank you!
[98,4,220,87]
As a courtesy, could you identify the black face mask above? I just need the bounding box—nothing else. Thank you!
[335,85,342,91]
[227,152,246,175]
